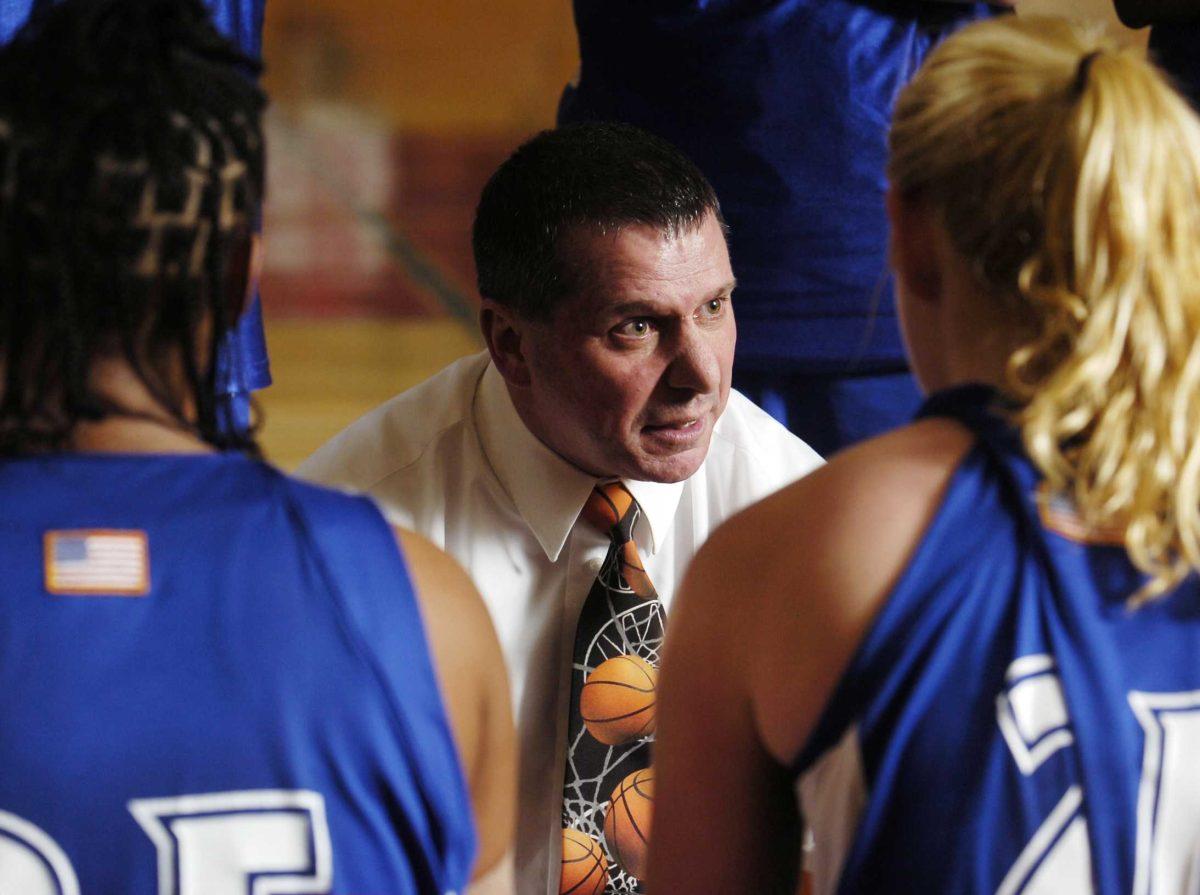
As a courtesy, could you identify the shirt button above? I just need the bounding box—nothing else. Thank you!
[584,558,602,574]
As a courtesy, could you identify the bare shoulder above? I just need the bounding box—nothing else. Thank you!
[698,416,976,584]
[676,417,977,763]
[396,527,516,884]
[397,528,497,657]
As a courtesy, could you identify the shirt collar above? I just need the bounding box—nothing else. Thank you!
[473,361,685,562]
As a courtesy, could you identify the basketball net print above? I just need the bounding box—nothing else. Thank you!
[561,485,663,895]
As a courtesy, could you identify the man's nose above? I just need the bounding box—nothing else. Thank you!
[665,324,720,395]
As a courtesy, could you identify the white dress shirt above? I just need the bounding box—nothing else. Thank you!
[297,351,823,895]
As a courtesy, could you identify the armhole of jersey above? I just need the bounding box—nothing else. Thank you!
[791,441,992,778]
[276,475,477,892]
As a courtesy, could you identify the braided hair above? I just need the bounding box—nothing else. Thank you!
[0,0,266,454]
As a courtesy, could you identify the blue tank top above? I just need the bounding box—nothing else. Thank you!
[560,0,1002,371]
[0,454,475,894]
[795,385,1200,893]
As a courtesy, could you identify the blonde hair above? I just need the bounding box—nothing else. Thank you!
[888,16,1200,602]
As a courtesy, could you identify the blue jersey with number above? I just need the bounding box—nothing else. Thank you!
[0,454,475,894]
[560,0,1005,371]
[795,385,1200,894]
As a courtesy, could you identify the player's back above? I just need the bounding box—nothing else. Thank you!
[0,452,474,894]
[797,385,1200,894]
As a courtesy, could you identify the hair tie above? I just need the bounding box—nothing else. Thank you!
[1072,51,1102,99]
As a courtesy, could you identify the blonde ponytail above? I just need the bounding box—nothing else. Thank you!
[889,16,1200,601]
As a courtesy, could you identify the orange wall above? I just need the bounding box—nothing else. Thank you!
[263,0,578,132]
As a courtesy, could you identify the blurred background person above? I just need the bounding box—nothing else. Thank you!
[559,0,1015,456]
[0,2,513,891]
[1114,0,1200,106]
[649,15,1200,893]
[219,0,1136,474]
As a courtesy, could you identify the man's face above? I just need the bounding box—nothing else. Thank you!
[517,211,736,483]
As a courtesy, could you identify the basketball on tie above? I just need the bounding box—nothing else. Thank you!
[603,767,654,880]
[580,653,657,745]
[560,827,608,895]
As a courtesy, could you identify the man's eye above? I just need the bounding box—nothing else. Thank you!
[699,298,726,318]
[616,319,653,338]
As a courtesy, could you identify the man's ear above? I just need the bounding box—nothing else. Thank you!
[479,298,533,389]
[886,186,942,307]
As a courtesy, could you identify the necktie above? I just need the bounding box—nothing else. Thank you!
[560,482,664,895]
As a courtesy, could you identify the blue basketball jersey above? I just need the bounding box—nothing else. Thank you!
[0,454,475,894]
[795,386,1200,894]
[560,0,1005,371]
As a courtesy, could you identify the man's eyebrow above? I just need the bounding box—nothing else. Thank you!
[604,281,738,318]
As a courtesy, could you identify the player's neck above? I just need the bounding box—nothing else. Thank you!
[70,356,214,455]
[70,417,214,454]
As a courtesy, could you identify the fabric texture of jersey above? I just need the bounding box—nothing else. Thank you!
[0,454,474,894]
[560,0,1004,371]
[794,385,1200,894]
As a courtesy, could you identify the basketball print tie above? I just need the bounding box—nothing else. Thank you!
[560,483,663,895]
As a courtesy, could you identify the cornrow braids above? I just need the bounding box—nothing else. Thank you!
[0,0,266,455]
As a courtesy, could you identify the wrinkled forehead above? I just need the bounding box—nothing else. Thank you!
[555,211,733,312]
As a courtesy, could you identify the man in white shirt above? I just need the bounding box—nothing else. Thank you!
[298,122,823,895]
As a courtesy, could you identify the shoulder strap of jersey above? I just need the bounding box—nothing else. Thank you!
[793,384,1033,777]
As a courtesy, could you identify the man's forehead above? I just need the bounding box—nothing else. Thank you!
[557,213,732,307]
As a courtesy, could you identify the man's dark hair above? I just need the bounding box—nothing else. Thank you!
[0,0,266,455]
[472,122,725,320]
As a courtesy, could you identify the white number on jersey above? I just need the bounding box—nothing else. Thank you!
[1129,691,1200,895]
[0,790,331,895]
[997,658,1200,895]
[0,809,80,895]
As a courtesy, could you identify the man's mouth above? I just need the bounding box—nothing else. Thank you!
[642,417,705,443]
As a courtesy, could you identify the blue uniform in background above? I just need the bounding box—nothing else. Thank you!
[0,455,475,894]
[560,0,1005,454]
[795,385,1200,892]
[1150,23,1200,111]
[0,0,272,434]
[206,0,273,434]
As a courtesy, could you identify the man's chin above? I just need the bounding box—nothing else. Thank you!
[627,440,710,483]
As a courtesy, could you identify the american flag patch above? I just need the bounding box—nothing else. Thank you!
[43,530,150,596]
